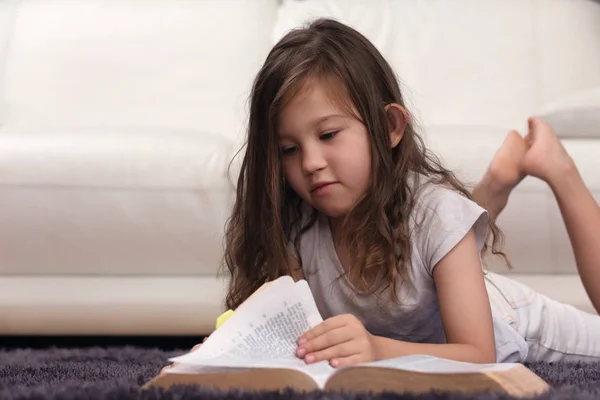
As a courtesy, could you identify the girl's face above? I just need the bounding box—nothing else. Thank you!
[277,79,371,220]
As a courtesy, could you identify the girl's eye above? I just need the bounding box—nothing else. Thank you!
[320,131,339,140]
[281,146,297,156]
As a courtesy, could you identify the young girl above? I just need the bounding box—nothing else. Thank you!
[219,18,600,368]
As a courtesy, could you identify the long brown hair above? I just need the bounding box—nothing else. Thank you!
[222,18,508,310]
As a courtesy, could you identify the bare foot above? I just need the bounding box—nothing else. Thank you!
[522,117,575,189]
[485,130,529,194]
[471,130,528,220]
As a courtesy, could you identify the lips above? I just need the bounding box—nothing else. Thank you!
[311,181,337,192]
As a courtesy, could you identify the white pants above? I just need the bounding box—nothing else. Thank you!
[485,272,600,363]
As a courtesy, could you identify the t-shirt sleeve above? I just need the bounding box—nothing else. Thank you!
[412,184,489,276]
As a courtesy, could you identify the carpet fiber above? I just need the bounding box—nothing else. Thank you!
[1,347,600,399]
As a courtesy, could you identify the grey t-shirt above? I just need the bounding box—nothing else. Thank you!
[293,181,529,363]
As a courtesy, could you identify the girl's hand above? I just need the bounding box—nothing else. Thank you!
[160,337,207,374]
[295,314,379,367]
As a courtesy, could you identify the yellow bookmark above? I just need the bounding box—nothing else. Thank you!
[215,309,235,329]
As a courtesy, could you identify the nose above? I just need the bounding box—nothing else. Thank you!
[301,146,327,174]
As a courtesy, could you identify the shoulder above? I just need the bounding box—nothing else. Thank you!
[411,175,485,224]
[410,176,489,274]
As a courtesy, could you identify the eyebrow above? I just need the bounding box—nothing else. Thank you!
[312,114,347,125]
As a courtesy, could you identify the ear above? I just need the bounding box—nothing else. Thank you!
[384,103,408,148]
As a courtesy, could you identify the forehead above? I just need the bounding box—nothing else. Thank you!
[277,76,356,132]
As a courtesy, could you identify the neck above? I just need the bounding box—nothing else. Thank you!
[328,216,344,245]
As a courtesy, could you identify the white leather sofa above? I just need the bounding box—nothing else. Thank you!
[0,0,599,337]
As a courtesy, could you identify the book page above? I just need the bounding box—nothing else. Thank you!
[166,357,335,389]
[170,276,323,366]
[167,364,246,374]
[352,355,517,373]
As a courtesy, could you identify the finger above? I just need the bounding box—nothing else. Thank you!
[299,316,349,344]
[303,341,357,364]
[191,343,203,352]
[160,364,173,374]
[297,326,353,356]
[329,354,365,368]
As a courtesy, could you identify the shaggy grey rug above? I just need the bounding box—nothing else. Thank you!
[1,346,600,399]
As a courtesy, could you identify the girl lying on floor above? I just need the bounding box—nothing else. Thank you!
[165,18,600,372]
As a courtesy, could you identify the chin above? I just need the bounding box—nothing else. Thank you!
[315,205,350,220]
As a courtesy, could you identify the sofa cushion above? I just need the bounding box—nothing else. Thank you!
[537,87,600,139]
[0,128,236,276]
[0,128,235,189]
[273,0,392,53]
[274,0,537,128]
[536,0,600,104]
[273,0,600,132]
[540,108,600,139]
[2,0,277,147]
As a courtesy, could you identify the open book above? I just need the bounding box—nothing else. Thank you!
[144,276,549,397]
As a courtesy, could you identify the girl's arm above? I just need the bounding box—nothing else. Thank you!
[373,229,497,364]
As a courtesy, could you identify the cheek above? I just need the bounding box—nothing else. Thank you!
[343,137,371,185]
[355,156,372,187]
[282,160,303,189]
